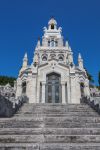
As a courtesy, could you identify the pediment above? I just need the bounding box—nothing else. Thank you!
[39,59,69,70]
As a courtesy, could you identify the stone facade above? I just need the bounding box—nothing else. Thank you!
[16,18,90,104]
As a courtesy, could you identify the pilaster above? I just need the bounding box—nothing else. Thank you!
[67,78,71,103]
[41,81,46,103]
[61,81,66,104]
[16,78,22,98]
[27,73,37,103]
[70,75,77,103]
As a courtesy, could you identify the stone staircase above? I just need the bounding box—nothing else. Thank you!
[0,103,100,150]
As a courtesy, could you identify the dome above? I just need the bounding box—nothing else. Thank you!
[48,18,57,25]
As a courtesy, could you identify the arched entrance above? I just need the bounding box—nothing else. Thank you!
[22,82,26,95]
[80,82,85,97]
[46,73,62,103]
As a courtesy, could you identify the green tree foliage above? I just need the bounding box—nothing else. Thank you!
[85,69,94,87]
[98,71,100,90]
[0,76,16,87]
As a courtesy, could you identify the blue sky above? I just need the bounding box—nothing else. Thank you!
[0,0,100,85]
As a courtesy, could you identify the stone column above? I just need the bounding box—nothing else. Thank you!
[36,81,40,103]
[84,79,90,97]
[16,78,22,98]
[41,81,46,103]
[73,75,81,104]
[70,76,77,103]
[76,80,81,104]
[61,82,66,104]
[67,79,71,103]
[27,73,37,103]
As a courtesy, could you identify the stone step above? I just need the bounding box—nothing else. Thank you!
[0,116,100,125]
[15,111,99,117]
[0,143,100,150]
[0,121,42,128]
[0,135,100,143]
[20,105,93,111]
[23,103,90,108]
[18,108,96,113]
[40,143,100,150]
[43,116,100,123]
[43,135,100,143]
[0,128,100,135]
[0,103,99,149]
[18,109,96,113]
[20,104,93,108]
[12,116,100,123]
[15,114,99,118]
[0,120,100,128]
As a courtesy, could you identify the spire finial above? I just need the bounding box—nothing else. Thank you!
[24,52,27,58]
[65,40,69,47]
[37,37,40,47]
[78,53,84,69]
[78,53,82,59]
[20,52,28,74]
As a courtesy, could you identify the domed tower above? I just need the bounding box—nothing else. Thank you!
[33,17,71,66]
[48,17,57,30]
[41,17,63,47]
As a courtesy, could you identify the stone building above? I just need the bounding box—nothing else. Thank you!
[16,18,90,103]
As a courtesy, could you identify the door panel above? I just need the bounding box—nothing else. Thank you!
[46,73,61,103]
[48,84,52,103]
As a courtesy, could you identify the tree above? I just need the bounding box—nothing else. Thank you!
[0,76,16,87]
[98,71,100,90]
[85,69,94,87]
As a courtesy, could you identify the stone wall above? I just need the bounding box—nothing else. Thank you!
[81,96,100,114]
[0,84,28,117]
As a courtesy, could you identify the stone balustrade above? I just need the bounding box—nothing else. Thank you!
[0,95,28,117]
[0,84,28,117]
[81,96,100,114]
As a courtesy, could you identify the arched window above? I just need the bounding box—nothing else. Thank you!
[48,41,50,46]
[80,82,85,97]
[58,54,64,61]
[55,41,58,47]
[51,40,54,47]
[59,56,63,61]
[22,82,26,94]
[51,24,54,29]
[42,56,47,61]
